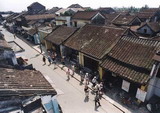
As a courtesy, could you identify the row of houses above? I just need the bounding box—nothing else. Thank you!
[2,2,160,104]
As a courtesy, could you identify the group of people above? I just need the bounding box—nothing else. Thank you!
[82,72,104,107]
[42,51,57,69]
[43,51,104,108]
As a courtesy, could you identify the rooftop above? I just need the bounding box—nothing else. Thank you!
[65,25,126,59]
[72,11,99,20]
[101,36,160,84]
[0,67,56,97]
[25,14,55,21]
[45,26,77,45]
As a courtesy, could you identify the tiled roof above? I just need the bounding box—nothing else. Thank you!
[137,12,155,19]
[104,13,120,24]
[0,68,56,97]
[72,11,99,20]
[101,57,150,84]
[27,28,37,36]
[101,36,160,84]
[106,36,159,69]
[64,25,126,59]
[112,14,136,25]
[25,14,55,20]
[45,26,77,45]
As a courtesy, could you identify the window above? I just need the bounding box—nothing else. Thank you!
[74,21,77,27]
[144,29,147,33]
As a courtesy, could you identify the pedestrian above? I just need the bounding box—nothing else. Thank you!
[80,70,84,85]
[92,76,97,88]
[85,73,89,85]
[95,94,101,107]
[42,56,46,65]
[13,33,16,39]
[61,56,65,70]
[84,85,89,98]
[66,68,70,80]
[71,64,75,77]
[48,56,52,66]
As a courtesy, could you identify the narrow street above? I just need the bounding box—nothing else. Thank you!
[1,26,124,113]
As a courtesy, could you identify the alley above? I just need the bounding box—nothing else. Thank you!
[0,25,125,113]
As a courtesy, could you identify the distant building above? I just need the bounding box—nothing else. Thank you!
[68,4,83,8]
[71,11,106,27]
[98,7,116,14]
[27,2,46,15]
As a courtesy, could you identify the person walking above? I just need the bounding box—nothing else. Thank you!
[80,70,84,85]
[66,68,70,81]
[92,76,97,88]
[84,85,89,98]
[42,56,46,65]
[48,56,52,66]
[85,73,89,85]
[71,64,75,77]
[95,94,101,107]
[13,33,16,39]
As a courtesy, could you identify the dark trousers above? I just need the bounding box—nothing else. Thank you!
[95,100,101,106]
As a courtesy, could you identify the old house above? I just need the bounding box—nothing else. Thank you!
[0,67,57,113]
[0,33,17,65]
[71,11,106,27]
[27,2,46,15]
[112,14,141,27]
[45,25,77,57]
[137,22,160,37]
[64,25,127,78]
[100,36,160,102]
[55,8,84,26]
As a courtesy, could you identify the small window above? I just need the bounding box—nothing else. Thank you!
[74,22,77,27]
[144,29,147,33]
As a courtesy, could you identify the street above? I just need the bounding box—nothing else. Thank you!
[1,25,124,113]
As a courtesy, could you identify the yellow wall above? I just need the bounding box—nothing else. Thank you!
[73,20,90,27]
[79,52,84,66]
[98,66,103,80]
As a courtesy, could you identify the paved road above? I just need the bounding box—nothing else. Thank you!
[1,26,123,113]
